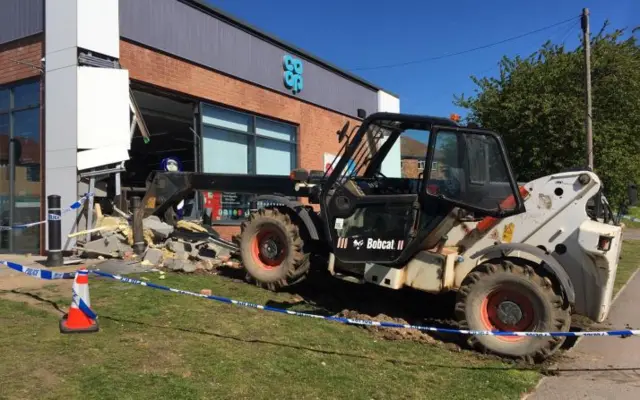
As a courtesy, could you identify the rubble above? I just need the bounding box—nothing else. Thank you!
[143,216,174,240]
[143,248,164,265]
[74,204,241,274]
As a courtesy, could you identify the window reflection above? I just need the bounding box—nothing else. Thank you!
[0,89,9,112]
[0,80,41,254]
[201,103,297,224]
[13,81,40,109]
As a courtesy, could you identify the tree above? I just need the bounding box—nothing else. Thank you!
[454,23,640,205]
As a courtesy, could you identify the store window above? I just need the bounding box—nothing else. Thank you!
[0,79,41,253]
[201,103,297,223]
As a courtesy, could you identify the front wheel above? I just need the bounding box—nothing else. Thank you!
[239,208,310,291]
[454,258,571,363]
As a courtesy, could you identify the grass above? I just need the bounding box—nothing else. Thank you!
[614,239,640,294]
[621,206,640,229]
[0,240,639,400]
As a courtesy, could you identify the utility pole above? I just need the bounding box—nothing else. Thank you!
[582,8,594,170]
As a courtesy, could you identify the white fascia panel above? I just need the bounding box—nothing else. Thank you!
[45,0,78,55]
[77,146,130,171]
[76,0,120,58]
[377,90,402,177]
[77,66,131,150]
[377,90,400,113]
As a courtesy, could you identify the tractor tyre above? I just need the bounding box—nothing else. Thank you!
[239,208,311,291]
[454,257,571,363]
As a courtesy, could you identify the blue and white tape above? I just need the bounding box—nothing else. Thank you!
[3,261,638,338]
[72,287,97,319]
[0,260,75,280]
[0,193,93,231]
[72,270,97,319]
[90,270,639,338]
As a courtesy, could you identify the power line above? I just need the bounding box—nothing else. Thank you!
[470,20,580,78]
[349,15,580,72]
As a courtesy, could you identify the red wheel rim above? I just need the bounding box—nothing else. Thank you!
[480,288,536,342]
[250,226,287,270]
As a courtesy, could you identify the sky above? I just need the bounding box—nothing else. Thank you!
[207,0,638,121]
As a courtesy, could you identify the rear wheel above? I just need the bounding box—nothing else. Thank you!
[239,208,310,291]
[454,258,571,363]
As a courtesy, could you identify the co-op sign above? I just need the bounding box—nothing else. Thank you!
[283,54,303,94]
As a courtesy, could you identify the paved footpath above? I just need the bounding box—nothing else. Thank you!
[529,270,640,399]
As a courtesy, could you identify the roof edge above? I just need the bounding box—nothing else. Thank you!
[180,0,399,98]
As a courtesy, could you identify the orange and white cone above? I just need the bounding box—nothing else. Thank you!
[59,268,99,334]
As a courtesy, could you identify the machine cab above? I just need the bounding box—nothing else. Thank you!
[320,112,525,265]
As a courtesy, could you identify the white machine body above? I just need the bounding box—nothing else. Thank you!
[342,170,622,323]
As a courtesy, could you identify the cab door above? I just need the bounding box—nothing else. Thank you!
[324,177,418,264]
[421,125,525,218]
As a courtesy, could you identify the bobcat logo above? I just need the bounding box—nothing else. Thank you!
[352,239,364,250]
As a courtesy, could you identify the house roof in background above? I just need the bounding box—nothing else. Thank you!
[400,136,428,158]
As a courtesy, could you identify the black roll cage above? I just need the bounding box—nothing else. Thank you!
[323,112,526,218]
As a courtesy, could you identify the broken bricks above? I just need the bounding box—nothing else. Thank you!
[74,208,242,274]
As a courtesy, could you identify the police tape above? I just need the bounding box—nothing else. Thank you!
[0,193,94,231]
[74,287,97,320]
[0,260,75,280]
[2,261,638,338]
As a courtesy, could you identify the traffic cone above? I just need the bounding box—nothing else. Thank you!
[59,268,99,334]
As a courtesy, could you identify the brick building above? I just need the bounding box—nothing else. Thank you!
[400,136,446,180]
[0,0,400,254]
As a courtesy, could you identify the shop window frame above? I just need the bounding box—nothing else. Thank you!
[199,102,299,225]
[0,77,42,254]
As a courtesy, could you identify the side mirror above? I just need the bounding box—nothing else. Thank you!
[337,121,350,143]
[289,168,309,182]
[628,183,638,207]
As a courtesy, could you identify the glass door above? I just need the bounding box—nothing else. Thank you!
[0,80,41,254]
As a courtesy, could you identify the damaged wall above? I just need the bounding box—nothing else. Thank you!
[120,40,366,240]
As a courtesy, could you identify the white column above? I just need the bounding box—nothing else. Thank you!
[45,0,129,250]
[377,90,402,178]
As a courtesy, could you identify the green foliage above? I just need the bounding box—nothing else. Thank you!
[454,22,640,205]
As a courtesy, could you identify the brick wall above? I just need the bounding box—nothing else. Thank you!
[401,159,422,179]
[120,40,362,240]
[401,159,446,180]
[0,35,42,85]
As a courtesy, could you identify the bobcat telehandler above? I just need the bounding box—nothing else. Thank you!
[140,112,637,362]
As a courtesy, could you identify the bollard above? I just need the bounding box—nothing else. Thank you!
[46,195,64,267]
[131,196,145,255]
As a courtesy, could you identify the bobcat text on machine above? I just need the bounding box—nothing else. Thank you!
[140,112,637,362]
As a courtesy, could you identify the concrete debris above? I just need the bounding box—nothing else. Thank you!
[165,258,189,272]
[205,242,232,259]
[75,213,241,275]
[143,216,175,240]
[143,248,164,266]
[82,233,133,258]
[181,262,197,273]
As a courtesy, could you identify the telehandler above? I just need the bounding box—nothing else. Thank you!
[141,112,637,362]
